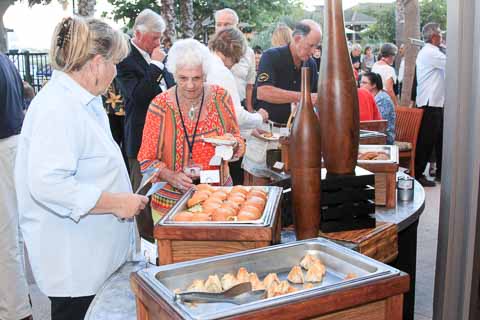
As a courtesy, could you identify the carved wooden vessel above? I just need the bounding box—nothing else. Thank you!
[317,0,360,175]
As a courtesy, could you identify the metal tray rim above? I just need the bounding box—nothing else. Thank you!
[158,186,283,227]
[358,144,399,164]
[137,238,401,320]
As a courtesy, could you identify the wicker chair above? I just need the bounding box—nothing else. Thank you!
[394,106,424,177]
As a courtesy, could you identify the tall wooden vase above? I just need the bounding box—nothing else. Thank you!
[289,67,322,240]
[317,0,360,175]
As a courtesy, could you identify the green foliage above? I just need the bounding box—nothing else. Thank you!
[250,11,322,51]
[103,0,161,29]
[355,0,446,45]
[104,0,303,36]
[420,0,447,30]
[359,5,396,44]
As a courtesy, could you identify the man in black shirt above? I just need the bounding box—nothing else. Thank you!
[255,19,322,124]
[0,53,33,320]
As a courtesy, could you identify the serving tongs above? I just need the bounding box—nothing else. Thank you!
[175,282,266,305]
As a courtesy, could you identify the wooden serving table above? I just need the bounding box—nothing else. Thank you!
[130,270,409,320]
[85,173,423,320]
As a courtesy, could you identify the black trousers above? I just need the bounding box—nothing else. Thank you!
[229,157,244,185]
[49,295,95,320]
[414,106,443,179]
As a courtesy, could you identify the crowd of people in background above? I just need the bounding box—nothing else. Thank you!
[0,6,446,320]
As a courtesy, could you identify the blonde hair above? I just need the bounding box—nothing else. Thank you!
[271,24,293,47]
[50,16,129,73]
[209,27,246,65]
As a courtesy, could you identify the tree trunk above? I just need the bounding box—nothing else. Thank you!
[395,0,405,45]
[400,0,420,106]
[77,0,95,17]
[161,0,176,41]
[0,1,12,53]
[395,0,406,70]
[179,0,194,38]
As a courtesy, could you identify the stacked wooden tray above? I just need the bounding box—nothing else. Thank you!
[357,145,399,208]
[131,238,409,320]
[154,186,283,265]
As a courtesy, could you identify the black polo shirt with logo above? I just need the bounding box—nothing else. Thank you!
[255,45,318,124]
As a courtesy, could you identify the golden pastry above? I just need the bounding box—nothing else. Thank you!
[236,267,250,283]
[303,282,314,289]
[344,272,357,280]
[305,261,326,283]
[300,254,320,270]
[263,273,280,289]
[187,279,206,292]
[221,273,239,290]
[249,272,265,291]
[204,275,222,293]
[267,282,279,298]
[287,265,304,284]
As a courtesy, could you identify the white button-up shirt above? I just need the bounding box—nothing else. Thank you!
[207,53,263,137]
[15,71,135,297]
[416,43,446,107]
[231,47,256,101]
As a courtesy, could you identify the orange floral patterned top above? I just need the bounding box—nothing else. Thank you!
[138,84,245,216]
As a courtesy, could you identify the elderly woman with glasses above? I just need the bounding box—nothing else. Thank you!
[137,39,245,222]
[15,16,148,320]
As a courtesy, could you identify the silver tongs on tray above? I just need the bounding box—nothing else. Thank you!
[175,282,266,305]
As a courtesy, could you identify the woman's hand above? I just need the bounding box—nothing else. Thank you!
[112,193,149,219]
[160,168,194,191]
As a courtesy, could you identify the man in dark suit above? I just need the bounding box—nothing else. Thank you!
[117,9,174,193]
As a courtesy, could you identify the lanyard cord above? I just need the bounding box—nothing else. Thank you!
[175,86,206,158]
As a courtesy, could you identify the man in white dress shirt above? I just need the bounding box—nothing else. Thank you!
[414,22,446,186]
[215,8,257,112]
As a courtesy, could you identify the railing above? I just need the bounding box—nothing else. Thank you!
[6,51,51,93]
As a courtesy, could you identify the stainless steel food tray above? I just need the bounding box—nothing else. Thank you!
[159,186,283,227]
[360,129,387,138]
[358,144,399,164]
[137,238,401,320]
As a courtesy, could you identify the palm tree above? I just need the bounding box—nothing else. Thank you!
[161,0,176,41]
[77,0,95,17]
[180,0,194,38]
[398,0,420,106]
[0,0,14,52]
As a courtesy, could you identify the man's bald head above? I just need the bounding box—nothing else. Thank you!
[291,20,323,62]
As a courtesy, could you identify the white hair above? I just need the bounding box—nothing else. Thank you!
[352,43,362,51]
[214,8,239,25]
[166,39,211,79]
[133,9,166,34]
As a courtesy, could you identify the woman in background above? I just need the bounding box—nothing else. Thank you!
[271,23,293,47]
[360,72,396,144]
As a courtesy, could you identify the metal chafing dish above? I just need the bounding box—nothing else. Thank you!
[358,144,399,164]
[159,186,283,227]
[135,238,401,320]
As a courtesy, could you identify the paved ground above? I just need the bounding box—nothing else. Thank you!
[27,181,441,320]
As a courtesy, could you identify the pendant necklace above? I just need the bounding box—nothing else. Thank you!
[188,104,196,121]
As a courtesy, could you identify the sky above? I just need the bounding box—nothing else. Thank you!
[4,0,395,50]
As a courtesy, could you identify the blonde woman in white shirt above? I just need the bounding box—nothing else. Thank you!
[15,16,148,320]
[371,43,398,107]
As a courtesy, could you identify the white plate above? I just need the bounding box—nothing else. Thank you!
[202,137,237,146]
[258,133,280,141]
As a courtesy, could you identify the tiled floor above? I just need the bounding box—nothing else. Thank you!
[413,179,441,320]
[28,181,441,320]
